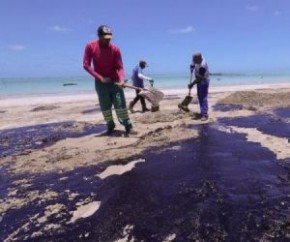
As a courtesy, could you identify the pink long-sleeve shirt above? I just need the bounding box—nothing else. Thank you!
[83,41,125,82]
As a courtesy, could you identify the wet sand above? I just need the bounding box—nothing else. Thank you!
[1,83,290,241]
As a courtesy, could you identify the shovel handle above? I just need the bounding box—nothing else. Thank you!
[187,71,194,96]
[121,83,148,91]
[188,89,192,96]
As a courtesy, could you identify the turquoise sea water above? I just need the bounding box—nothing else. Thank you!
[1,73,290,98]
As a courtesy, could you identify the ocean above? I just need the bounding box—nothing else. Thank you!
[1,73,290,98]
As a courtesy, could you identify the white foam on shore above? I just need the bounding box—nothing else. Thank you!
[0,83,289,107]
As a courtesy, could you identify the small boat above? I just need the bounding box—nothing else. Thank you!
[63,83,77,86]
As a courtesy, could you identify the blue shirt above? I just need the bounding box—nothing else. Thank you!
[131,66,144,88]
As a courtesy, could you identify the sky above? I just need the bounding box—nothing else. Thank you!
[0,0,290,78]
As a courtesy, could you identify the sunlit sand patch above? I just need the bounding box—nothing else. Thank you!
[230,126,290,159]
[114,224,136,242]
[3,123,195,175]
[0,189,58,217]
[4,221,30,242]
[97,158,145,179]
[136,110,189,124]
[217,91,290,109]
[210,123,235,134]
[65,190,79,201]
[3,204,64,242]
[166,145,182,151]
[37,203,67,224]
[163,233,177,242]
[68,201,101,224]
[0,191,41,214]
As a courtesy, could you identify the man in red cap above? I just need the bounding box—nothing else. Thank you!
[83,25,136,135]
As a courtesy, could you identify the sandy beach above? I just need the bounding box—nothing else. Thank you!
[1,83,290,241]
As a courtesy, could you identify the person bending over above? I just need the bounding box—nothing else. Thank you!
[188,52,210,121]
[129,60,153,113]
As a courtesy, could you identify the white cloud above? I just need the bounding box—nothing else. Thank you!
[245,5,258,11]
[169,26,195,34]
[8,45,26,51]
[49,25,71,33]
[274,10,281,16]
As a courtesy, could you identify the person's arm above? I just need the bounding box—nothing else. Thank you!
[190,64,195,73]
[83,43,104,81]
[137,72,152,81]
[188,66,206,89]
[114,47,125,83]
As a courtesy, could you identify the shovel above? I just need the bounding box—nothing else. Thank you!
[178,71,194,112]
[121,83,164,111]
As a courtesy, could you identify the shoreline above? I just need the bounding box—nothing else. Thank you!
[0,82,289,108]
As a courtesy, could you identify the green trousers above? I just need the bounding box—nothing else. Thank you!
[95,81,131,129]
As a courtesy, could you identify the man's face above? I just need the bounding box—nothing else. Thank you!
[98,34,111,46]
[193,55,202,64]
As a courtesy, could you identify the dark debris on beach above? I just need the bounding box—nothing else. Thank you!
[1,108,290,241]
[30,105,60,112]
[0,121,105,158]
[218,111,290,140]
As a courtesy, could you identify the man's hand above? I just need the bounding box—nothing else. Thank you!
[100,77,111,83]
[188,80,199,89]
[188,82,194,89]
[118,80,126,87]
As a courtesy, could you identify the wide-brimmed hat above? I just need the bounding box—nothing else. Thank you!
[97,25,112,39]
